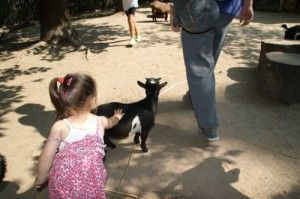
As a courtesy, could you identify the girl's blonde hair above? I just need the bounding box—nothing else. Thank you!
[49,73,97,120]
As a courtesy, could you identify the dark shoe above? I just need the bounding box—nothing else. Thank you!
[199,128,219,141]
[182,91,193,109]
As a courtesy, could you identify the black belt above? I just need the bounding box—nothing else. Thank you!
[182,27,213,34]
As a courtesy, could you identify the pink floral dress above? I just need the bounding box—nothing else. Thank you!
[48,120,107,199]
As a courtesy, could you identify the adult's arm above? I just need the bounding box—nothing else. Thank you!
[240,0,254,26]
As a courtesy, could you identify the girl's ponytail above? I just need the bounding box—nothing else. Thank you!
[49,77,65,120]
[49,73,97,120]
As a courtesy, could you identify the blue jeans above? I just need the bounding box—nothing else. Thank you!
[181,12,234,130]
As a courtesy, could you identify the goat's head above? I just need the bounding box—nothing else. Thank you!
[137,78,167,98]
[281,24,288,30]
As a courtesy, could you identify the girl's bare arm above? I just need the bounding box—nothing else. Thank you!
[101,109,124,129]
[34,121,64,188]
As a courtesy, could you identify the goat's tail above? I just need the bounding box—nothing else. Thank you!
[0,154,7,182]
[281,24,288,29]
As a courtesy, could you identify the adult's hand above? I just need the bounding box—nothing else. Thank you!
[239,0,254,26]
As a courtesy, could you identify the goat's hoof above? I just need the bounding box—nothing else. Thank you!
[134,139,140,144]
[141,147,148,153]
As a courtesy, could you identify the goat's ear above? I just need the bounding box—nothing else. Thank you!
[156,78,161,81]
[137,81,146,88]
[159,82,168,89]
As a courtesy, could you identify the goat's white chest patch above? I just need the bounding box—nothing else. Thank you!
[130,115,142,134]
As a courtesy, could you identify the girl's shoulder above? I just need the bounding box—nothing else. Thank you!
[48,119,69,140]
[52,119,69,134]
[53,119,68,129]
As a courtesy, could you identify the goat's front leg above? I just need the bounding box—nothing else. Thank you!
[134,133,140,144]
[165,13,168,21]
[141,131,149,153]
[104,133,116,149]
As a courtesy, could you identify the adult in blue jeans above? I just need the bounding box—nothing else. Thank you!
[171,0,254,141]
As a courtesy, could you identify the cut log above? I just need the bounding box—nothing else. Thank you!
[262,52,300,103]
[258,39,300,103]
[258,39,300,70]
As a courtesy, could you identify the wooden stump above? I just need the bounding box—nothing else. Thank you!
[263,52,300,103]
[258,39,300,103]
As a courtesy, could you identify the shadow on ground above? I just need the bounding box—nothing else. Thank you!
[2,98,299,198]
[224,63,300,158]
[0,181,48,199]
[0,65,52,135]
[271,182,300,199]
[163,156,249,199]
[225,66,269,104]
[0,9,179,62]
[0,84,23,134]
[221,11,300,67]
[104,112,249,198]
[15,103,56,138]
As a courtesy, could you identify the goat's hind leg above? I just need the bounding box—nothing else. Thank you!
[134,133,140,144]
[140,130,149,153]
[104,133,116,149]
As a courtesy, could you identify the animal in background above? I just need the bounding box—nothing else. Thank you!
[150,0,171,22]
[96,78,167,152]
[281,24,300,40]
[0,154,7,182]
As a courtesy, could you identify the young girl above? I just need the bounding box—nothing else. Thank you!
[34,73,124,198]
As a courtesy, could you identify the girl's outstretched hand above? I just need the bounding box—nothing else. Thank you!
[113,109,124,120]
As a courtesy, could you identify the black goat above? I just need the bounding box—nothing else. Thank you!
[0,153,7,182]
[282,24,300,40]
[96,78,167,152]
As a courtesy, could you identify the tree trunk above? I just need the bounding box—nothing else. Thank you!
[108,0,123,12]
[39,0,78,46]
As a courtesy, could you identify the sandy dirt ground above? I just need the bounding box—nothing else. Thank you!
[0,7,300,199]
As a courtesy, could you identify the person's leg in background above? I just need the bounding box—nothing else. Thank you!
[126,8,140,45]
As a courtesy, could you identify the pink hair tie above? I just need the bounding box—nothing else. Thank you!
[57,77,64,84]
[67,77,73,86]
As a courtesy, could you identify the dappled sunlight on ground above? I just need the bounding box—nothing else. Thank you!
[0,8,299,199]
